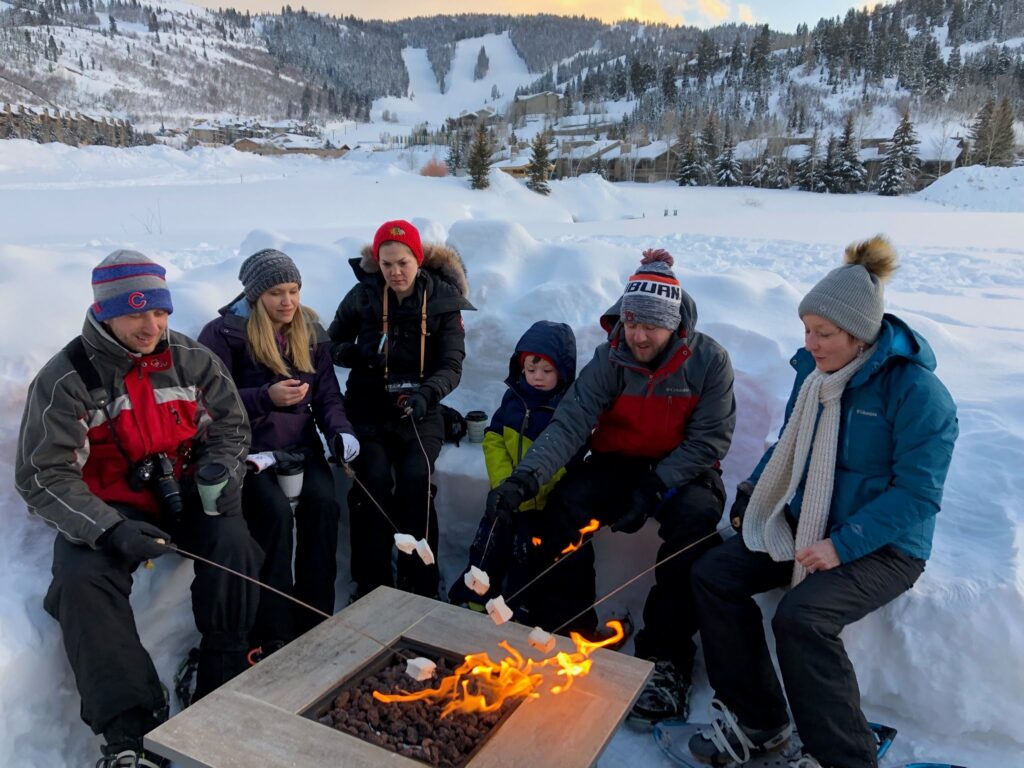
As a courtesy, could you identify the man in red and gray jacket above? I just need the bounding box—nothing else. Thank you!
[15,251,262,768]
[488,250,735,724]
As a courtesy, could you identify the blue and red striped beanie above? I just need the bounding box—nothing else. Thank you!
[90,249,173,322]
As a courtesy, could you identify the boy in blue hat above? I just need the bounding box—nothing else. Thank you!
[448,320,577,614]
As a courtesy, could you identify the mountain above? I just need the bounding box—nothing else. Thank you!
[0,0,1021,141]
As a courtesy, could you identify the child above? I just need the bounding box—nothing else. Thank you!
[448,320,577,612]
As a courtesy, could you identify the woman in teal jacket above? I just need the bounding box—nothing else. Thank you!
[688,237,958,768]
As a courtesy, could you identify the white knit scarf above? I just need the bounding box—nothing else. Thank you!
[742,345,875,586]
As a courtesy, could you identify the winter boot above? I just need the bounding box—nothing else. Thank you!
[96,741,167,768]
[687,698,793,766]
[629,659,691,724]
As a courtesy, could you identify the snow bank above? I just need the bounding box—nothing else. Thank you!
[917,164,1024,212]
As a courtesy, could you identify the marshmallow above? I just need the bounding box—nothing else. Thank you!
[485,596,513,625]
[394,533,417,554]
[527,627,556,654]
[464,565,491,596]
[415,538,435,566]
[405,657,437,682]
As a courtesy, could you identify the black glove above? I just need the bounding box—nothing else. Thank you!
[333,340,385,370]
[215,480,243,517]
[100,519,171,565]
[485,473,539,524]
[399,391,430,421]
[729,481,754,531]
[612,472,666,533]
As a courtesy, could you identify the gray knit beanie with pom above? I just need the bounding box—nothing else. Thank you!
[798,236,898,343]
[238,248,302,303]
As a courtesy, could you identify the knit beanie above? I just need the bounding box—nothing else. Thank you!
[798,236,898,343]
[372,220,424,265]
[91,250,173,321]
[238,248,302,303]
[620,249,682,330]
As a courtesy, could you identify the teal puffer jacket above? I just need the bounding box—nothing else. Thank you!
[750,314,958,563]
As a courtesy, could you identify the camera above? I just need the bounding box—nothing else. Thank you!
[128,452,184,519]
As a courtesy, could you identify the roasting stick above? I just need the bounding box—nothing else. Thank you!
[551,529,721,636]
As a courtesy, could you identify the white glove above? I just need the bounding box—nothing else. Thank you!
[340,432,360,463]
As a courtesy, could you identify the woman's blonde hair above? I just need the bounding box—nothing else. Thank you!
[246,298,319,377]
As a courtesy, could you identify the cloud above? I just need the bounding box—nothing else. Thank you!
[196,0,686,24]
[737,3,756,23]
[694,0,730,22]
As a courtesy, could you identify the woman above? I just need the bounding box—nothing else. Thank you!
[199,248,359,658]
[329,220,473,599]
[687,236,958,768]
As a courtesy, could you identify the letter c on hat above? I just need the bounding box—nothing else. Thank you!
[128,292,147,309]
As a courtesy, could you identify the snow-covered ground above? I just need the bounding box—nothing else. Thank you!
[1,139,1022,768]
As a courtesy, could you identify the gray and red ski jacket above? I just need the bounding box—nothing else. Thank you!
[15,313,250,548]
[513,288,736,491]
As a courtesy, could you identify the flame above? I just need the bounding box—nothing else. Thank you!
[560,518,600,555]
[373,620,624,715]
[531,536,543,547]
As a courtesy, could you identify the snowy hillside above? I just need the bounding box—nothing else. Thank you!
[1,138,1023,767]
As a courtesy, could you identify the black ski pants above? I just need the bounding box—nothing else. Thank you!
[691,533,924,768]
[506,453,724,671]
[241,451,339,646]
[43,503,262,740]
[348,415,443,598]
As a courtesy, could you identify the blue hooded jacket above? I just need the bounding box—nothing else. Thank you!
[482,321,577,507]
[750,314,958,563]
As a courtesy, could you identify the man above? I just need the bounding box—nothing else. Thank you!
[16,250,262,768]
[488,249,735,723]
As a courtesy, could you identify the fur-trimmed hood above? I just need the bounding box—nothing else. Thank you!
[354,242,470,299]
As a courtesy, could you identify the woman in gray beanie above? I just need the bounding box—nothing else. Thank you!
[199,248,359,660]
[686,236,959,768]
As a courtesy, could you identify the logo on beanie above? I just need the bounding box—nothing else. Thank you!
[625,278,681,300]
[389,225,406,237]
[128,291,147,309]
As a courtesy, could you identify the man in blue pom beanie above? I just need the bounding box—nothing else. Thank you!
[16,249,263,767]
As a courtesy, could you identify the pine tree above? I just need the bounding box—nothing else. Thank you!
[751,153,791,189]
[821,135,841,193]
[467,124,492,190]
[795,128,822,192]
[715,129,742,187]
[675,134,702,186]
[969,98,996,165]
[988,97,1017,167]
[473,46,489,81]
[700,112,720,185]
[526,132,551,195]
[835,113,866,193]
[877,111,920,196]
[445,132,463,175]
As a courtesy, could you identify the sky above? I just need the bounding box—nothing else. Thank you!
[191,0,882,33]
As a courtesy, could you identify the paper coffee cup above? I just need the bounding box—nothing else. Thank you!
[196,463,229,516]
[466,410,487,443]
[276,462,304,500]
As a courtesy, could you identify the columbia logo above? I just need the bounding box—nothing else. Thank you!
[855,409,878,417]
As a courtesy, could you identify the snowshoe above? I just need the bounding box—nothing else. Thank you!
[628,656,691,726]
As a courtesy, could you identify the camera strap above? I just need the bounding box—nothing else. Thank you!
[381,286,427,385]
[64,336,137,468]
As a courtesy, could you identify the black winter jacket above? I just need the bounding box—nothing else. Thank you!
[328,243,474,426]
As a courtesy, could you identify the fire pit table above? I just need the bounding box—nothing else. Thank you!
[146,586,653,768]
